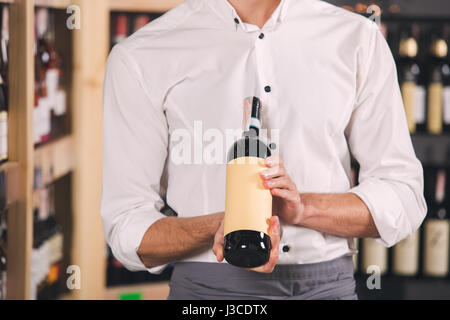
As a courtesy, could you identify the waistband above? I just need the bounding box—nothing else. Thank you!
[172,255,354,281]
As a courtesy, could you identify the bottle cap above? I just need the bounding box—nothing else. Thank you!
[431,39,448,58]
[399,37,418,58]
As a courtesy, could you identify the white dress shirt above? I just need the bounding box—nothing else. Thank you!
[101,0,427,273]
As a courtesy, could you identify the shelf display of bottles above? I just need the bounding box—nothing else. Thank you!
[353,164,450,279]
[34,7,68,147]
[0,208,7,300]
[393,23,450,135]
[0,4,9,163]
[31,185,64,300]
[106,246,173,287]
[110,12,162,49]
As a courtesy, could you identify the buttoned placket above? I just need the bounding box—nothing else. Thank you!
[233,13,287,255]
[228,1,287,254]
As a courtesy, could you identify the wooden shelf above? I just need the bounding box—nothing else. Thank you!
[105,282,170,300]
[34,136,74,188]
[34,0,72,9]
[0,162,19,208]
[109,0,182,12]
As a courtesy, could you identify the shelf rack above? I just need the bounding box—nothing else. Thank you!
[5,0,109,300]
[4,0,178,301]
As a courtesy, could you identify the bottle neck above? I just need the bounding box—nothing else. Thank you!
[248,117,261,136]
[247,96,262,136]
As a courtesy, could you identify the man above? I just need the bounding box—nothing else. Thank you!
[101,0,426,300]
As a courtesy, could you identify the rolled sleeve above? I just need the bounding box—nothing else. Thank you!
[101,44,169,272]
[347,23,427,247]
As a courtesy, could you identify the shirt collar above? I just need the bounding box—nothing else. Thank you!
[205,0,290,32]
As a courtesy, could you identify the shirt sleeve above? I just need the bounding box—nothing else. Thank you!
[346,23,427,247]
[101,44,169,273]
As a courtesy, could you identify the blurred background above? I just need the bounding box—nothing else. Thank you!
[0,0,449,300]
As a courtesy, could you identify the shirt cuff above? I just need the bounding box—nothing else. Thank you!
[349,179,409,247]
[112,208,167,272]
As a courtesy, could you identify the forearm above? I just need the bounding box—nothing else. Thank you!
[137,212,224,268]
[298,193,380,238]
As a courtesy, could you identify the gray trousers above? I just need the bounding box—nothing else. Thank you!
[168,255,357,300]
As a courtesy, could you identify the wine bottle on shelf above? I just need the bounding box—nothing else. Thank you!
[224,97,272,268]
[427,29,450,135]
[398,25,426,134]
[111,14,129,48]
[0,5,8,105]
[361,238,388,275]
[0,5,8,164]
[0,74,7,163]
[35,8,52,145]
[133,14,150,33]
[350,164,360,274]
[31,186,64,300]
[0,209,7,300]
[392,230,420,276]
[423,168,449,278]
[445,24,450,133]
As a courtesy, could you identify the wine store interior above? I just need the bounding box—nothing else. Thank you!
[1,0,450,300]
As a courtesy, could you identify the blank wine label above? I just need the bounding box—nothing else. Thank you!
[224,157,272,236]
[393,230,419,276]
[443,86,450,125]
[361,238,388,275]
[427,82,444,134]
[414,86,426,124]
[424,219,450,277]
[402,82,417,133]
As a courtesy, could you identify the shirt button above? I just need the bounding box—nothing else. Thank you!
[259,33,265,39]
[282,245,290,253]
[234,18,240,24]
[264,86,272,93]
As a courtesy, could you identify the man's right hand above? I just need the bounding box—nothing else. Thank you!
[212,216,281,273]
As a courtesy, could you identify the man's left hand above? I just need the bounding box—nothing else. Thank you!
[261,156,305,226]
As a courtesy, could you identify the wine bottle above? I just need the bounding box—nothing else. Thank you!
[224,97,272,268]
[112,14,128,48]
[398,25,426,133]
[423,169,449,277]
[35,8,53,145]
[392,230,420,276]
[0,74,7,163]
[361,238,388,275]
[0,209,7,300]
[0,5,8,163]
[352,238,359,274]
[133,14,150,33]
[0,5,8,105]
[427,29,450,135]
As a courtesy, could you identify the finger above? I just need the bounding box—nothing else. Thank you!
[264,156,284,168]
[212,239,224,262]
[270,188,299,202]
[212,221,225,262]
[247,216,280,273]
[261,165,286,180]
[263,176,295,191]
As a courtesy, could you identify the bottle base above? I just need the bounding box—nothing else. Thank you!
[224,230,271,268]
